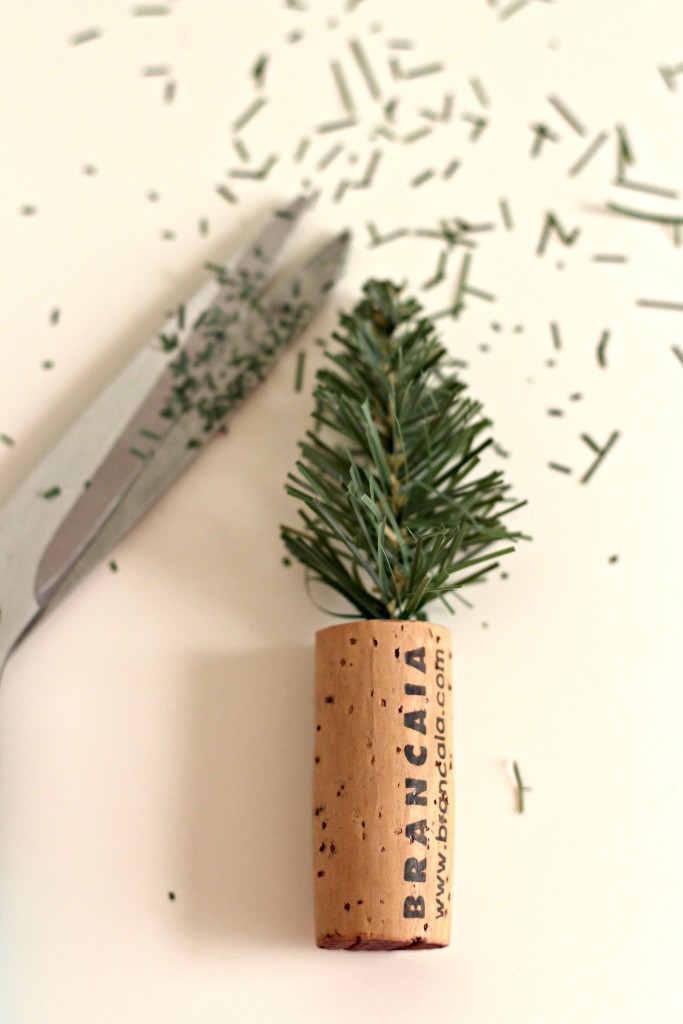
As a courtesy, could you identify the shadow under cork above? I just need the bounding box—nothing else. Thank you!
[175,645,315,949]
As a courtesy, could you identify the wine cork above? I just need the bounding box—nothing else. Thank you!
[313,620,453,950]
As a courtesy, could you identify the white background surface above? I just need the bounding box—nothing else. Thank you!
[1,2,682,1021]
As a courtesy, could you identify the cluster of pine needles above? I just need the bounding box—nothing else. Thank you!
[281,279,527,620]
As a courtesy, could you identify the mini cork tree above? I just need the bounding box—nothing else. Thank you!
[281,279,526,621]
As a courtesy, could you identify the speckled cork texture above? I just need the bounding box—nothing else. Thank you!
[313,620,453,950]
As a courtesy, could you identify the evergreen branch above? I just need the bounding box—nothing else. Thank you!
[280,279,528,620]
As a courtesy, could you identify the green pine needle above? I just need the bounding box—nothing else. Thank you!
[280,279,528,620]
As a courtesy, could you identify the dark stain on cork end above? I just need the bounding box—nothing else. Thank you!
[344,902,351,911]
[349,638,357,645]
[318,934,444,950]
[394,648,400,659]
[325,695,335,704]
[372,637,378,646]
[339,658,346,666]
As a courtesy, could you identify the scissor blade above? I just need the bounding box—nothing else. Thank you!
[32,197,314,607]
[36,229,351,616]
[0,197,313,670]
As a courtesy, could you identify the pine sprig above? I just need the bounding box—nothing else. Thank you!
[281,280,527,620]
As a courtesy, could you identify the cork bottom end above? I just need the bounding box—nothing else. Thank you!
[317,934,448,951]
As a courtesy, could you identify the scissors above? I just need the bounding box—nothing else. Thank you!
[0,195,350,684]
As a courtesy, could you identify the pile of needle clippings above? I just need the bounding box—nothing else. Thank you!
[6,0,682,551]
